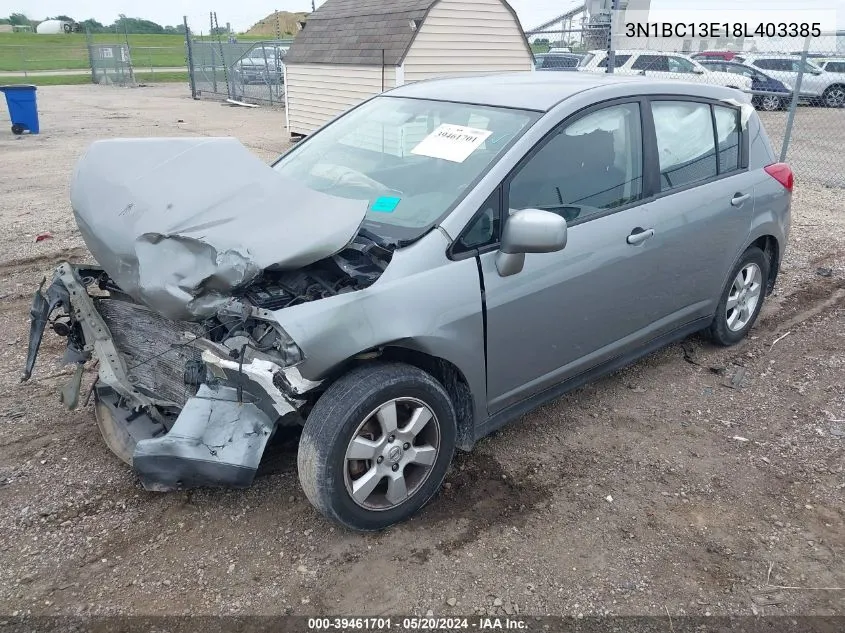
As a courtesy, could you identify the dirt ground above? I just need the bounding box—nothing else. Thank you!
[0,84,843,619]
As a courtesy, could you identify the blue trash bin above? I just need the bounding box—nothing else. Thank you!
[0,85,39,135]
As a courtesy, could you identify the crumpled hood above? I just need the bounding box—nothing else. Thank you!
[70,137,368,321]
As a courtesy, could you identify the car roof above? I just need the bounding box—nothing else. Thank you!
[586,49,694,56]
[386,72,736,112]
[742,54,794,60]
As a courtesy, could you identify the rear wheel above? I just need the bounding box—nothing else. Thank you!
[822,85,845,108]
[708,247,770,346]
[756,94,783,111]
[11,124,24,135]
[298,362,456,531]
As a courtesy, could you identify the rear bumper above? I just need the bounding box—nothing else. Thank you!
[24,262,311,491]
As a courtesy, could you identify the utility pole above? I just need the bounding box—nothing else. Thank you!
[606,0,619,73]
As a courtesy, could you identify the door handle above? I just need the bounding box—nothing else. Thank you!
[731,193,752,207]
[627,228,655,245]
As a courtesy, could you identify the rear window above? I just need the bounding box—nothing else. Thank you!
[542,55,580,69]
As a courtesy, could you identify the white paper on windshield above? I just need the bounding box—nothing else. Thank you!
[411,124,493,163]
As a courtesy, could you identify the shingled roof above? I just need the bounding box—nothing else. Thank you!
[285,0,451,66]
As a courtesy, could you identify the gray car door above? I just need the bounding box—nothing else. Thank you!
[638,99,753,317]
[477,101,678,414]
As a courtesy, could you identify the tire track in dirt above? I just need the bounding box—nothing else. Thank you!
[0,247,88,276]
[759,275,845,333]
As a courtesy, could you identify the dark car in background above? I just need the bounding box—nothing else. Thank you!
[699,60,792,110]
[534,52,586,71]
[234,45,288,85]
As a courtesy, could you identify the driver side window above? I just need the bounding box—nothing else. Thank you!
[507,103,644,224]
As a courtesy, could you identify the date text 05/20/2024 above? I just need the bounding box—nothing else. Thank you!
[625,22,822,39]
[307,617,528,630]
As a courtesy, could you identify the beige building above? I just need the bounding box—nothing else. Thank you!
[284,0,534,138]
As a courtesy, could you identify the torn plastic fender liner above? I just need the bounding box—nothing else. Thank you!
[70,137,370,322]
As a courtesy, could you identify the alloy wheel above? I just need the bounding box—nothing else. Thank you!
[726,263,763,332]
[825,86,845,108]
[760,95,781,111]
[343,397,441,511]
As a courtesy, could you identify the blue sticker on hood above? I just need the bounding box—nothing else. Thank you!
[370,196,401,213]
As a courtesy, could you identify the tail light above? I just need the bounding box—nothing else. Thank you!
[764,163,794,192]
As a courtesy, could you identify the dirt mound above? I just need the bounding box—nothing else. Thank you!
[245,11,308,37]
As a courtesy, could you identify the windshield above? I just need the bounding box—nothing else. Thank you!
[272,96,539,242]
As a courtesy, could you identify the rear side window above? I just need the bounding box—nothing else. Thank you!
[825,61,845,72]
[755,59,792,71]
[752,59,776,70]
[714,106,740,173]
[666,56,697,73]
[598,54,631,68]
[652,101,717,190]
[632,55,668,71]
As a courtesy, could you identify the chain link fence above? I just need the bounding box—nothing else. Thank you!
[185,30,292,106]
[0,43,90,74]
[530,28,845,188]
[0,39,187,85]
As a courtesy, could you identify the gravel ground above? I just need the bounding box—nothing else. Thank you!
[0,84,843,619]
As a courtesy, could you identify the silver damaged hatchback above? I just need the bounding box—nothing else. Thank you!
[24,73,792,531]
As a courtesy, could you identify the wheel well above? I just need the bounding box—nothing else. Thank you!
[376,347,475,451]
[751,235,780,294]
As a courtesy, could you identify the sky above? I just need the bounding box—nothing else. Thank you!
[4,0,844,33]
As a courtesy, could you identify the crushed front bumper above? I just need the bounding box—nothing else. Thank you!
[23,262,316,491]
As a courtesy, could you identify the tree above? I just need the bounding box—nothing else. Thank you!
[47,14,74,21]
[111,15,165,34]
[80,18,105,32]
[8,12,31,26]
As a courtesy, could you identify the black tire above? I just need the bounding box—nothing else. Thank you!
[11,124,24,135]
[822,84,845,108]
[298,362,457,531]
[755,95,783,112]
[708,246,770,346]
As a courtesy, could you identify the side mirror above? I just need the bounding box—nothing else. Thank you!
[693,68,705,74]
[496,208,568,277]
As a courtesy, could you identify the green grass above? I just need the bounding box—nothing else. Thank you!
[0,73,92,85]
[0,70,189,86]
[0,32,285,72]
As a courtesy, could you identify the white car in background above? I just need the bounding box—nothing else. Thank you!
[815,58,845,74]
[743,55,845,107]
[580,50,753,92]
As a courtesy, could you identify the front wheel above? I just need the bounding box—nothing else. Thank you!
[298,362,457,531]
[707,246,770,346]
